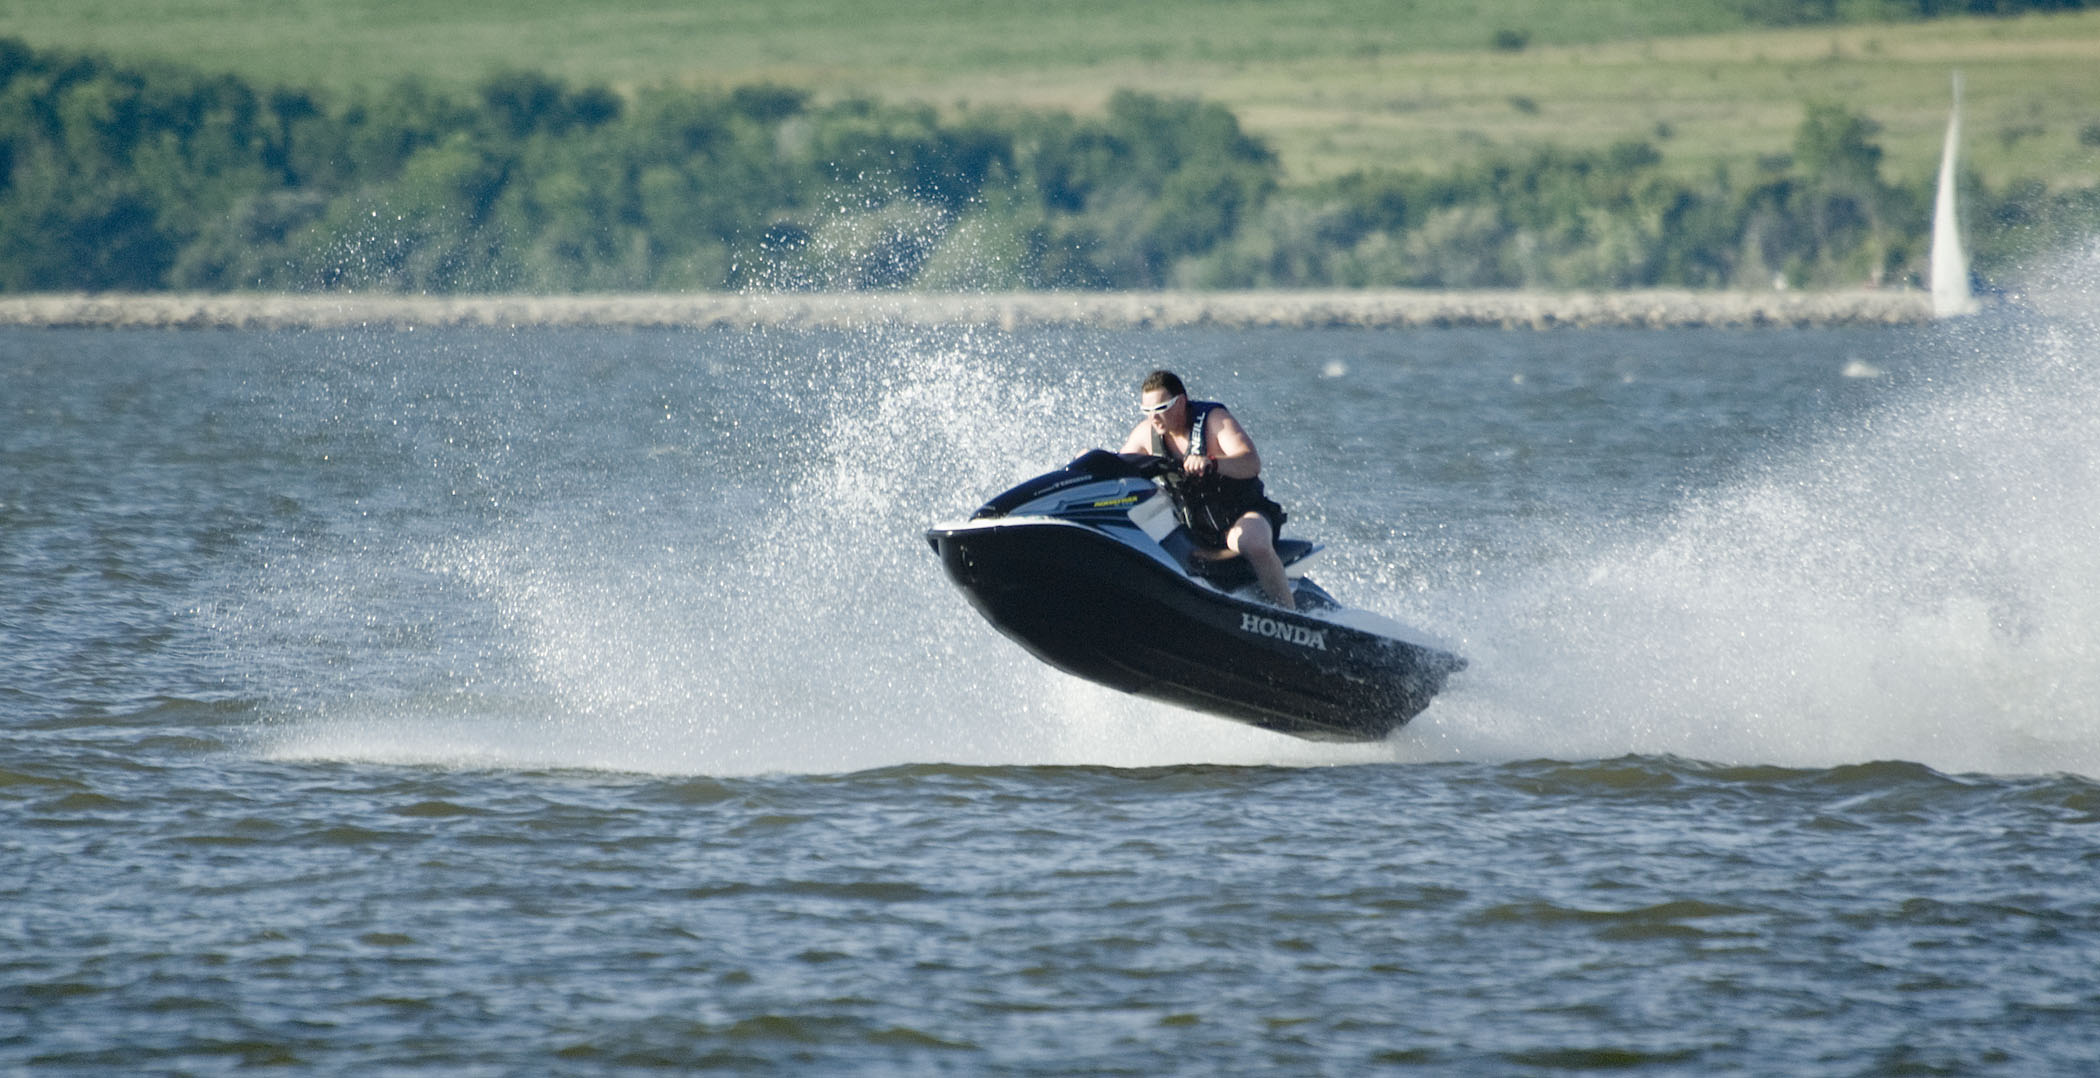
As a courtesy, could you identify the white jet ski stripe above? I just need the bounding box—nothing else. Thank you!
[1241,612,1328,651]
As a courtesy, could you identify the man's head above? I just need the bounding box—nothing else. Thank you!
[1139,369,1188,432]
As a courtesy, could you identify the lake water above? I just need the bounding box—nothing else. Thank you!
[5,293,2099,1073]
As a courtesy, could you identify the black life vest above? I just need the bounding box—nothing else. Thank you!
[1149,401,1283,547]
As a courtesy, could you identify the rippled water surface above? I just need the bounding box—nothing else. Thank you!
[5,304,2099,1073]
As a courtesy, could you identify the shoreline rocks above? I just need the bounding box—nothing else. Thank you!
[0,289,1935,331]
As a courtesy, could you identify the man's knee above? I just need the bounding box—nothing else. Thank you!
[1230,514,1275,557]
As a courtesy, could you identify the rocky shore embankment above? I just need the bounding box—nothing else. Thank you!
[0,289,1935,331]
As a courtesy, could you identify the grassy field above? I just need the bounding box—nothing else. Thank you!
[3,0,2096,190]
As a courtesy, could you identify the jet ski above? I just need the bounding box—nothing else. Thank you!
[925,449,1465,742]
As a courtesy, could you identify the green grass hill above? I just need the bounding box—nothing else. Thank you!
[4,0,2095,191]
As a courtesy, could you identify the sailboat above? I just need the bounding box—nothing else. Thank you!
[1931,72,1979,318]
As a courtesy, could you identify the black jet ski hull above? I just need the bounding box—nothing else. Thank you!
[928,518,1462,742]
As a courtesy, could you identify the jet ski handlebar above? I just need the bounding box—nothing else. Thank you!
[1119,452,1181,480]
[1055,448,1180,480]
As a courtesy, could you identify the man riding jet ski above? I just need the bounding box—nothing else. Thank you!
[1117,370,1297,609]
[925,371,1464,743]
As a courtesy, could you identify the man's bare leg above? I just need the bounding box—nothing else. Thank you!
[1228,513,1295,610]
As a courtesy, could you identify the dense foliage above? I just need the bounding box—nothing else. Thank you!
[0,37,2092,293]
[1733,0,2093,23]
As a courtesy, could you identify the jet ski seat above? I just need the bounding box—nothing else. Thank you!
[1186,537,1319,587]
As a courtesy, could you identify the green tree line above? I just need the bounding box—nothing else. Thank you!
[1,37,2093,294]
[1730,0,2093,23]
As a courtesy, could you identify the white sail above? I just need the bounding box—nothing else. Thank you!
[1931,71,1978,318]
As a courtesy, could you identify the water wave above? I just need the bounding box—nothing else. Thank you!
[1423,255,2100,777]
[247,258,2100,778]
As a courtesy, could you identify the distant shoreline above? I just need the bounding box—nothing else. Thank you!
[0,290,1936,331]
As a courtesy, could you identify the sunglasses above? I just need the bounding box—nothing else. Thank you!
[1139,394,1183,416]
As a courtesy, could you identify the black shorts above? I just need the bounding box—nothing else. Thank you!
[1185,493,1286,549]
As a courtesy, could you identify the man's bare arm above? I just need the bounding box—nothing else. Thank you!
[1202,408,1262,479]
